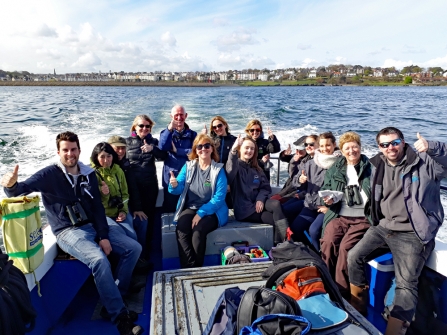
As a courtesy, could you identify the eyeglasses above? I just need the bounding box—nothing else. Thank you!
[196,143,211,150]
[304,142,315,147]
[379,139,402,148]
[138,124,151,129]
[212,124,223,130]
[249,128,261,133]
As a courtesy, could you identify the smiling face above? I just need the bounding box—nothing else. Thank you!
[136,118,152,138]
[171,106,187,130]
[319,138,336,155]
[378,134,405,165]
[342,141,361,165]
[305,136,318,156]
[248,125,262,140]
[212,119,227,136]
[241,139,256,161]
[112,145,126,161]
[98,150,113,168]
[196,141,212,161]
[58,140,80,170]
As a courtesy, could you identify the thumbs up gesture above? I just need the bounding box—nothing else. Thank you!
[231,134,243,152]
[100,181,110,195]
[284,144,292,156]
[201,124,207,135]
[141,139,153,153]
[299,169,308,184]
[1,164,19,188]
[414,132,428,153]
[169,171,178,188]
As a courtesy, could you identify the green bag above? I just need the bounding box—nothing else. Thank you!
[0,196,44,274]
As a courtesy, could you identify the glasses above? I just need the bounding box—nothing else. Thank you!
[304,142,315,147]
[379,139,402,148]
[138,124,151,129]
[212,124,224,130]
[196,143,211,150]
[249,128,261,133]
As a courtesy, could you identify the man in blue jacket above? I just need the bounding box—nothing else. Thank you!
[1,132,143,335]
[347,127,447,335]
[159,105,197,212]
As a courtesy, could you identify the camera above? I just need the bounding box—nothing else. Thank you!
[66,202,89,225]
[344,185,363,207]
[108,196,124,210]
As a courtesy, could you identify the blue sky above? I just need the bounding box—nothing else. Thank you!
[1,0,447,73]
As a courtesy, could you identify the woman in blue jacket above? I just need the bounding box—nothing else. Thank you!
[168,134,228,268]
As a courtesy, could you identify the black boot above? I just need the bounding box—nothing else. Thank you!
[115,311,143,335]
[274,219,289,244]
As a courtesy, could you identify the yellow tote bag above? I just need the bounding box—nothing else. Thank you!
[0,196,44,274]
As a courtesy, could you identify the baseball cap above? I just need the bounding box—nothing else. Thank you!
[293,135,307,150]
[107,135,127,147]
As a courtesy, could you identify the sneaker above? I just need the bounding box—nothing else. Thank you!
[100,306,138,322]
[115,311,143,335]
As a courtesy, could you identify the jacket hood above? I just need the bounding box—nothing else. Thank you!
[56,160,94,176]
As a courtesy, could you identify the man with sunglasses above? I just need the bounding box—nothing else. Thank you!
[348,127,447,334]
[159,105,197,213]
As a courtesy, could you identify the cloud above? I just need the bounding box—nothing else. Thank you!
[36,48,61,60]
[217,53,243,67]
[57,25,79,43]
[334,56,347,63]
[293,58,318,68]
[297,43,311,50]
[403,45,425,54]
[213,17,229,27]
[137,17,158,26]
[382,58,413,69]
[212,28,258,52]
[161,31,177,47]
[217,53,275,69]
[422,54,447,68]
[71,52,102,69]
[35,24,58,37]
[368,47,390,55]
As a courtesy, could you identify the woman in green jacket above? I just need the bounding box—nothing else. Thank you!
[91,142,137,241]
[319,131,372,299]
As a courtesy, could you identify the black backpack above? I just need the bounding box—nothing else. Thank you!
[236,286,302,334]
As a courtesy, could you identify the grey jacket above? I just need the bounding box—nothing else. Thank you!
[370,141,447,244]
[226,151,272,220]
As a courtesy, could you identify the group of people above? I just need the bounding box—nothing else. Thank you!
[1,103,446,335]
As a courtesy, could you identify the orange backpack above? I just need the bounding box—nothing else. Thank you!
[275,266,326,300]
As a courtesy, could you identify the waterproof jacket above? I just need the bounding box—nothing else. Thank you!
[212,133,237,165]
[226,151,272,220]
[276,154,311,198]
[370,141,447,244]
[126,133,166,182]
[169,160,229,227]
[117,157,142,212]
[320,154,372,236]
[159,124,197,187]
[94,163,129,218]
[4,161,109,239]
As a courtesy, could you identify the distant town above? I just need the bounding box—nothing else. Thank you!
[1,64,447,85]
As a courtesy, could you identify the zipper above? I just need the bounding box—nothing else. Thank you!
[262,288,296,312]
[297,277,322,286]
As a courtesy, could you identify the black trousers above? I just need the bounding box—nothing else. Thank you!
[242,198,286,225]
[137,181,158,251]
[175,208,218,268]
[163,187,180,214]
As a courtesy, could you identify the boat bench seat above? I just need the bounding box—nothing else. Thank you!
[161,210,274,269]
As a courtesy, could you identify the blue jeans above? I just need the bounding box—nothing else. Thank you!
[56,223,142,322]
[132,214,148,255]
[347,225,435,322]
[308,213,324,251]
[290,207,319,243]
[108,213,138,241]
[281,198,304,223]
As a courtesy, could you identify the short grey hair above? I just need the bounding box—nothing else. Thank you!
[171,105,185,115]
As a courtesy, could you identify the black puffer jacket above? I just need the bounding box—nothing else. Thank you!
[254,134,281,180]
[126,133,167,182]
[212,133,237,165]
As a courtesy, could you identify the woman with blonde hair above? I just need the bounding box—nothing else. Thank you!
[244,119,281,181]
[209,116,237,165]
[168,134,228,268]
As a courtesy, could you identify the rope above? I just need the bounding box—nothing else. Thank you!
[0,250,37,335]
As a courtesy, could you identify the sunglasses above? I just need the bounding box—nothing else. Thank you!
[249,128,261,133]
[379,139,402,148]
[212,123,224,130]
[304,142,315,147]
[196,143,211,150]
[138,124,151,129]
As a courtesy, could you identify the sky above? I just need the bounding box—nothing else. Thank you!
[1,0,447,73]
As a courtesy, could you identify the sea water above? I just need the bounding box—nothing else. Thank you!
[0,86,446,243]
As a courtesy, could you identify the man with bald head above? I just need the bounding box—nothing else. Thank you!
[159,105,197,212]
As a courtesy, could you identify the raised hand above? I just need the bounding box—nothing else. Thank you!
[267,127,274,139]
[201,124,207,135]
[1,164,19,188]
[141,139,153,153]
[231,134,243,151]
[262,154,270,163]
[100,181,110,195]
[414,132,428,153]
[284,144,292,156]
[168,119,176,131]
[299,170,308,184]
[169,171,178,188]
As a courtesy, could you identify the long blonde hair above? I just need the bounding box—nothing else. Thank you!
[130,114,155,133]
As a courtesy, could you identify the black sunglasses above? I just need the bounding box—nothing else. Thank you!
[249,128,261,133]
[212,123,224,130]
[304,142,315,147]
[379,139,402,148]
[196,143,212,150]
[138,124,151,129]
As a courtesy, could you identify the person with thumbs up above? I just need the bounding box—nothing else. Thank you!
[348,127,447,334]
[2,131,144,335]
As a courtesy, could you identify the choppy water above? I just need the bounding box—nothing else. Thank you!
[0,86,446,242]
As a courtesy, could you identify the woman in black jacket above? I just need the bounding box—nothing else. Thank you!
[126,114,167,249]
[209,116,237,165]
[244,119,281,181]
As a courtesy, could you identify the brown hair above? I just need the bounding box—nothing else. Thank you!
[244,119,263,137]
[239,137,261,171]
[188,134,220,162]
[56,131,80,150]
[210,116,230,137]
[307,134,319,143]
[339,131,361,151]
[319,131,336,145]
[375,127,404,144]
[130,114,155,133]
